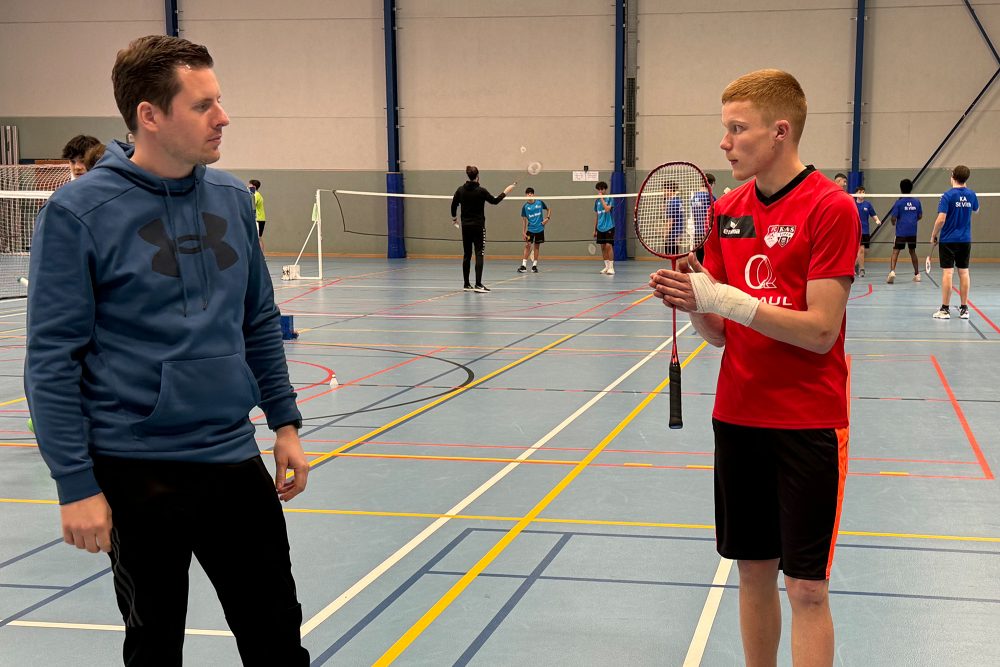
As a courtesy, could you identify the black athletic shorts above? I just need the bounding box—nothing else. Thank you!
[595,230,614,245]
[859,234,871,249]
[257,220,266,238]
[939,242,971,269]
[526,231,545,244]
[713,419,849,581]
[893,235,917,251]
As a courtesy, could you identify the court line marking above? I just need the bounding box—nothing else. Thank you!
[297,324,692,638]
[0,397,26,407]
[683,557,734,667]
[6,620,232,636]
[930,355,994,480]
[373,340,709,665]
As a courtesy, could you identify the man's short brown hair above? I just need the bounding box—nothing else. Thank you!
[952,165,971,184]
[722,69,807,143]
[112,35,214,132]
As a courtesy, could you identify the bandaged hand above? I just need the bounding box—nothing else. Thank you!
[689,273,759,327]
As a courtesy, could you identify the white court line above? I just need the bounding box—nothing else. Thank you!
[298,322,692,637]
[7,620,233,637]
[682,557,734,666]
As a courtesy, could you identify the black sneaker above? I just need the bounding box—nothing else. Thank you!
[473,284,490,293]
[517,265,527,273]
[463,284,473,291]
[959,305,970,319]
[531,265,539,273]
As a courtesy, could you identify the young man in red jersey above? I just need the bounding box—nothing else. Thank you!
[650,69,858,667]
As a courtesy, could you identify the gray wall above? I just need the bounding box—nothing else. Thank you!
[1,0,997,259]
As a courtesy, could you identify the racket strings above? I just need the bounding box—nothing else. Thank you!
[635,164,712,258]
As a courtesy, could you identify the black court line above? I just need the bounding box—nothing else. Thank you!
[0,567,111,628]
[0,538,62,571]
[302,293,658,470]
[453,533,573,666]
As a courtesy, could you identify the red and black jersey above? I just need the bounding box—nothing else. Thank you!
[702,167,859,429]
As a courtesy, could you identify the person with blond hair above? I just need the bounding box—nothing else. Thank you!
[650,69,858,667]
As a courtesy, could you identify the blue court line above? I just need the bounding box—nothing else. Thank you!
[309,528,475,666]
[453,533,572,666]
[0,538,62,570]
[309,525,1000,663]
[424,571,1000,606]
[0,567,110,628]
[0,583,66,591]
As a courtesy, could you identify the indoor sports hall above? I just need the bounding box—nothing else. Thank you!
[1,2,998,666]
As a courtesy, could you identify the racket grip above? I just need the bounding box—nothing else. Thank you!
[668,360,683,429]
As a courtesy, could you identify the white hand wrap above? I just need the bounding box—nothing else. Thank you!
[689,273,759,327]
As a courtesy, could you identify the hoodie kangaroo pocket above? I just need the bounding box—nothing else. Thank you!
[132,353,261,437]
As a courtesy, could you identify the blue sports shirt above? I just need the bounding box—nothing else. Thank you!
[595,197,614,232]
[937,187,979,243]
[520,200,548,233]
[856,200,877,235]
[889,197,922,237]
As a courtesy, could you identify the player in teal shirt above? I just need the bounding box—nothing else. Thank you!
[594,181,615,274]
[518,187,550,273]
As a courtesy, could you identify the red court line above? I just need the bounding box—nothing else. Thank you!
[288,359,336,391]
[848,284,873,300]
[277,278,343,306]
[951,287,1000,334]
[503,290,637,314]
[570,288,645,319]
[251,346,449,421]
[931,355,994,480]
[852,456,978,465]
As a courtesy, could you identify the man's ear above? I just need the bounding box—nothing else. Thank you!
[135,101,160,135]
[774,119,791,143]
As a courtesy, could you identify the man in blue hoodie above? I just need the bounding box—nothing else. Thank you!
[25,35,310,665]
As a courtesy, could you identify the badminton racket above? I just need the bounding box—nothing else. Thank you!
[925,241,937,274]
[635,162,714,429]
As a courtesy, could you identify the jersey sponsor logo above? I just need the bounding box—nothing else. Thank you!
[763,224,796,248]
[744,254,777,289]
[718,215,755,238]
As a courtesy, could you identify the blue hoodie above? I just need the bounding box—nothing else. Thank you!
[25,141,301,504]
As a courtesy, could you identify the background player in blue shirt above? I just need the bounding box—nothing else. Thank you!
[886,178,922,284]
[931,165,980,319]
[518,187,550,273]
[854,186,882,278]
[691,172,715,263]
[594,181,615,274]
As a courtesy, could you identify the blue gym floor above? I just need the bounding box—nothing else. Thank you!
[1,256,998,665]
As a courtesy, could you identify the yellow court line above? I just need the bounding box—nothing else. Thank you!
[879,471,910,476]
[0,396,27,407]
[5,500,1000,543]
[302,333,576,471]
[631,294,654,306]
[373,340,710,665]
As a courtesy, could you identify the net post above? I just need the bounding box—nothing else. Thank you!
[386,172,406,258]
[315,189,323,279]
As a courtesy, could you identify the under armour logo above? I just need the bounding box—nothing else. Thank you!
[139,213,238,277]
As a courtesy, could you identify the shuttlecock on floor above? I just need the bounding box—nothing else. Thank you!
[329,372,339,388]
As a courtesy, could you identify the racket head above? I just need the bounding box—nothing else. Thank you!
[634,161,714,260]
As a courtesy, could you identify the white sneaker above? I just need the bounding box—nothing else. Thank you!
[932,307,951,320]
[913,273,921,282]
[887,271,895,284]
[959,305,970,319]
[606,267,615,275]
[599,267,608,274]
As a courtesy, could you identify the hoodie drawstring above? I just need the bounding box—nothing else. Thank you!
[193,182,211,310]
[161,186,190,317]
